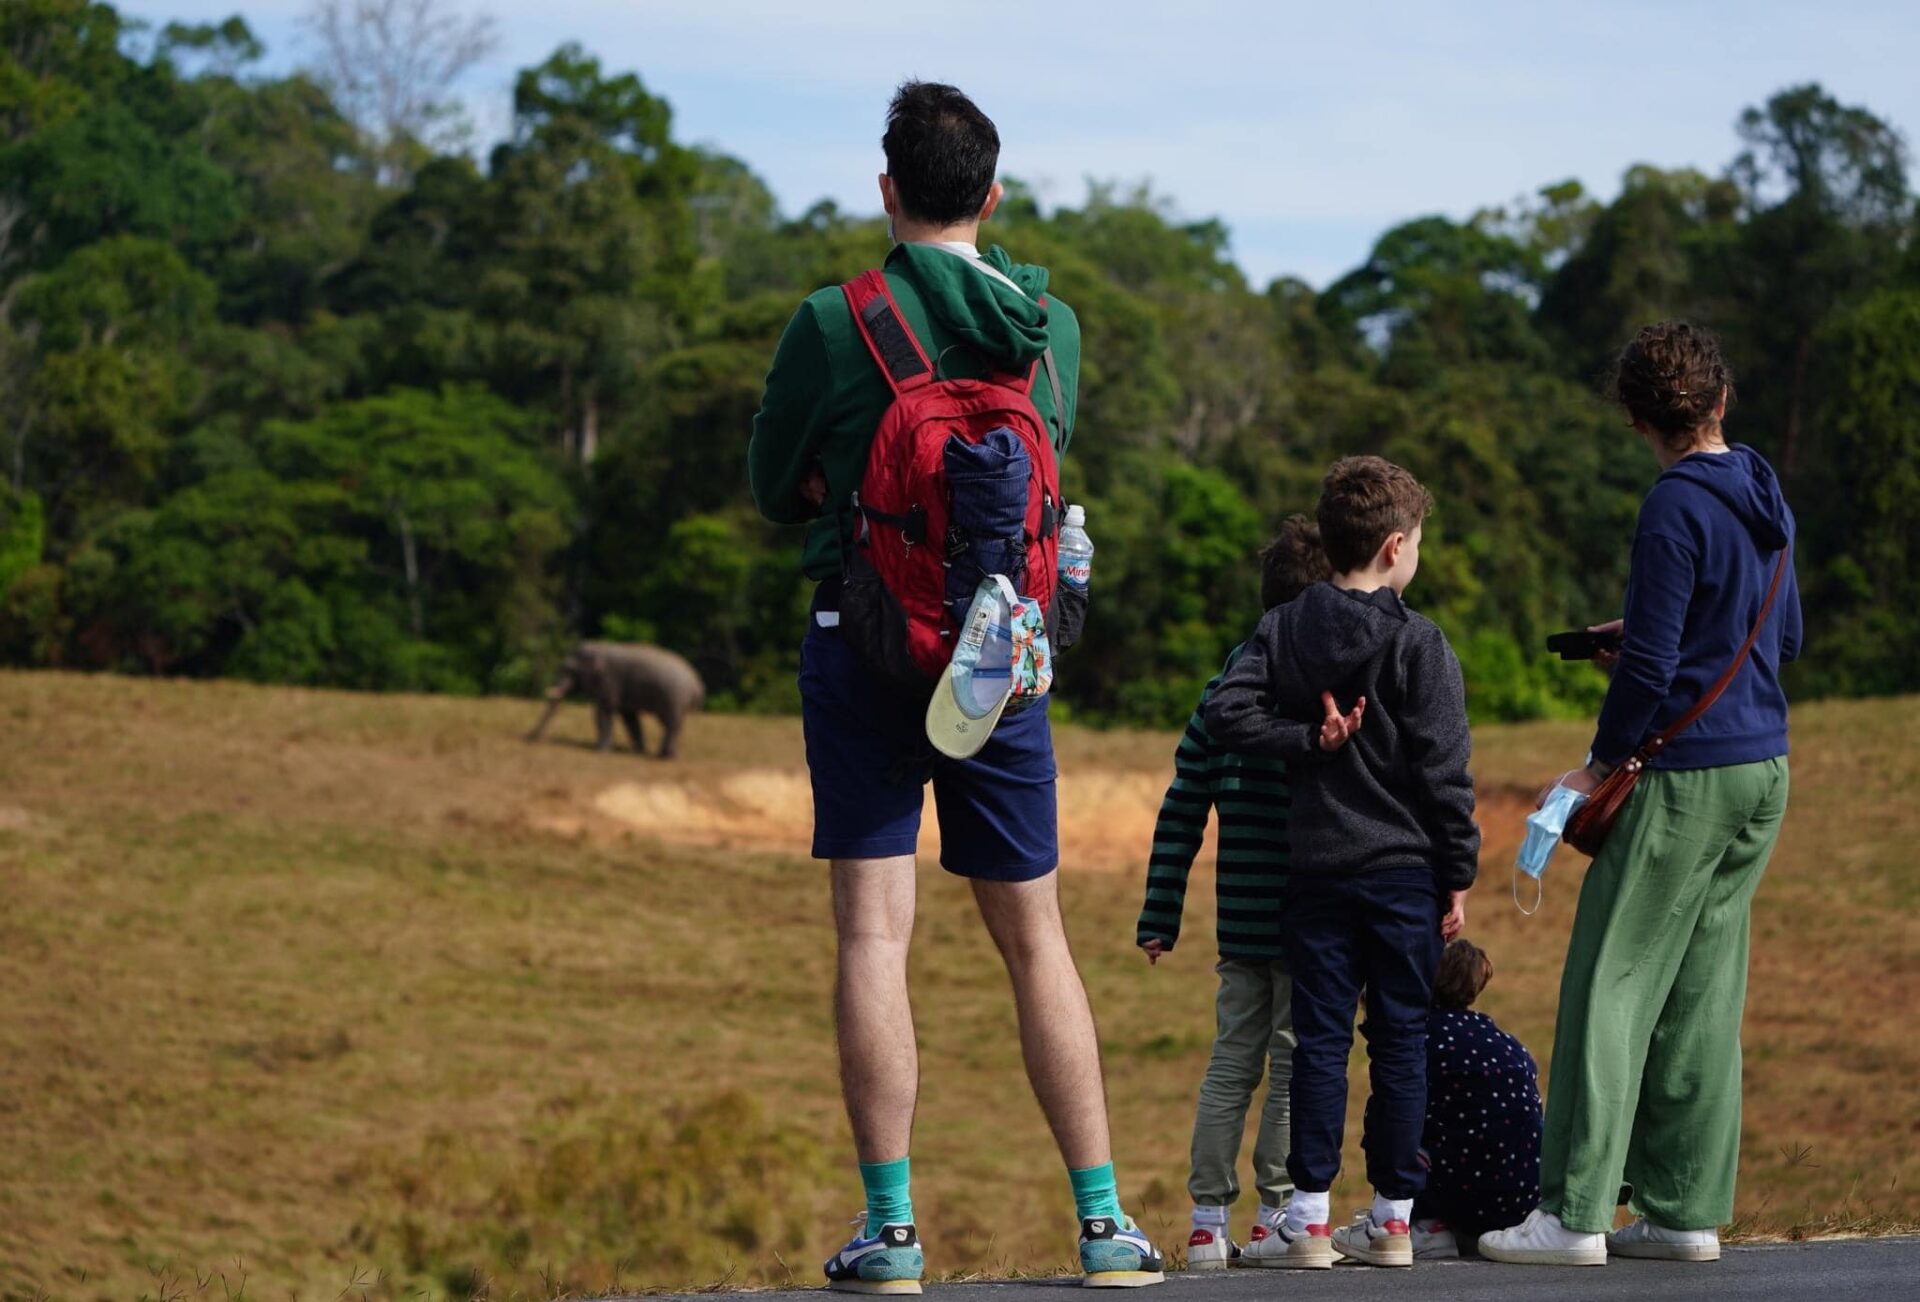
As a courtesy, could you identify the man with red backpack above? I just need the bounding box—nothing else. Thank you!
[749,81,1163,1293]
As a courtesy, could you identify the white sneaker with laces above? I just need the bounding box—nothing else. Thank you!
[1411,1219,1458,1260]
[1478,1208,1606,1267]
[1241,1219,1333,1269]
[1607,1217,1721,1262]
[1330,1209,1412,1267]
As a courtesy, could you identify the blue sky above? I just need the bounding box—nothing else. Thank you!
[122,0,1920,287]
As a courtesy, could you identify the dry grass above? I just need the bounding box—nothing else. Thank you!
[0,673,1914,1299]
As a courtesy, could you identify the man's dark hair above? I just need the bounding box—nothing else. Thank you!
[1317,455,1434,573]
[1259,514,1331,608]
[883,80,999,226]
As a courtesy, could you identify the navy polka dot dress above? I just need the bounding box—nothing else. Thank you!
[1414,1008,1542,1237]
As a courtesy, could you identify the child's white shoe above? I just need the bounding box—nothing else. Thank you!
[1410,1218,1458,1259]
[1330,1209,1413,1267]
[1606,1217,1720,1262]
[1183,1226,1238,1271]
[1478,1208,1606,1266]
[1241,1220,1332,1269]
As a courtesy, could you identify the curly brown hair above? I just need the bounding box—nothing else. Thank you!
[1612,321,1736,449]
[1316,456,1434,573]
[1434,938,1493,1010]
[1259,514,1332,608]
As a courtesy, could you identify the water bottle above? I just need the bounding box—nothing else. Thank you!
[1057,504,1093,593]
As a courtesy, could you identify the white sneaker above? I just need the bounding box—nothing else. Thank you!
[1240,1220,1333,1269]
[1331,1209,1413,1267]
[1607,1217,1721,1262]
[1411,1219,1459,1260]
[1183,1226,1238,1271]
[1478,1208,1606,1267]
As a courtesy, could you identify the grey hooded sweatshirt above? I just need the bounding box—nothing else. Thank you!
[1205,582,1480,891]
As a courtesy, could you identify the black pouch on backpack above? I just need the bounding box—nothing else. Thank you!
[1049,582,1087,652]
[839,546,926,690]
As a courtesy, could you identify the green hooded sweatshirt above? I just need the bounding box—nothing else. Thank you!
[748,241,1081,580]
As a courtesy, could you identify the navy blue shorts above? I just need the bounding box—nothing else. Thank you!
[799,589,1058,881]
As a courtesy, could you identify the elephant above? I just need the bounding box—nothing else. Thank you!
[525,641,706,759]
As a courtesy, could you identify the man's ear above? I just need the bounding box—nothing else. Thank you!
[878,173,896,217]
[978,180,1004,224]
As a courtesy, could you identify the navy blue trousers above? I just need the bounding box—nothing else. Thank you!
[1283,868,1444,1198]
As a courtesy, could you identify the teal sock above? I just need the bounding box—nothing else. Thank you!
[859,1157,913,1236]
[1069,1162,1125,1223]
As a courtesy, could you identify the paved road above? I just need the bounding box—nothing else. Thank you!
[639,1237,1920,1302]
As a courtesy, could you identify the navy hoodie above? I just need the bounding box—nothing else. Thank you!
[1206,583,1480,891]
[1591,444,1803,770]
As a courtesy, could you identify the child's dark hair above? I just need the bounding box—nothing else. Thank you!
[882,81,999,225]
[1613,321,1736,449]
[1260,514,1331,608]
[1434,938,1493,1011]
[1316,456,1434,573]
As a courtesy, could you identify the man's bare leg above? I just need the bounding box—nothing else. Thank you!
[971,873,1111,1168]
[832,856,919,1162]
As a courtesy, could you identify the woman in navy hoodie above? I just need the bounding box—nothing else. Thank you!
[1482,322,1801,1269]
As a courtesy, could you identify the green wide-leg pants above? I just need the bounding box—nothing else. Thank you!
[1539,758,1789,1233]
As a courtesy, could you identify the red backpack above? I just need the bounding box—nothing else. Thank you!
[835,268,1070,687]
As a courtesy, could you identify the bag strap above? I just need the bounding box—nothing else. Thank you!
[1038,345,1068,453]
[843,270,933,395]
[1634,544,1792,765]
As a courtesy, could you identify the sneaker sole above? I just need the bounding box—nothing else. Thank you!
[827,1281,923,1295]
[1244,1252,1333,1270]
[1608,1241,1720,1262]
[1478,1242,1607,1267]
[1332,1241,1413,1267]
[1083,1270,1166,1288]
[1184,1257,1233,1272]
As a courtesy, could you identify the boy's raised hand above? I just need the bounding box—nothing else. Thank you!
[1319,690,1366,752]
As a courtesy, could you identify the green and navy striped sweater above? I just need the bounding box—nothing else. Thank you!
[1136,644,1290,963]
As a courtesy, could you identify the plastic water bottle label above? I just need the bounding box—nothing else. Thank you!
[1061,560,1090,589]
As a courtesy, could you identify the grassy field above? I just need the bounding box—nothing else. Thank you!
[1,673,1915,1300]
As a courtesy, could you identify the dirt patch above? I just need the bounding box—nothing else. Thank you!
[587,767,1169,871]
[584,768,1538,876]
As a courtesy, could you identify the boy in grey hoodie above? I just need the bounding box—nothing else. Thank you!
[1206,455,1479,1270]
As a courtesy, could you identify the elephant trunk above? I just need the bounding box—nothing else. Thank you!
[526,672,574,742]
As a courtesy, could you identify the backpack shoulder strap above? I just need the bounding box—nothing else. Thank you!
[1038,344,1068,453]
[842,270,933,395]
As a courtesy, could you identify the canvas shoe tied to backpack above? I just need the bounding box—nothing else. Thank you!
[926,573,1051,759]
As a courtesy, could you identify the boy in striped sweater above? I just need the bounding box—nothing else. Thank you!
[1136,515,1330,1270]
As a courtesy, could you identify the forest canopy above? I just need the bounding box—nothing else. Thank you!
[3,0,1916,724]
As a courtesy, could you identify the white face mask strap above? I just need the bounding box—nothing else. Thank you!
[1513,865,1543,917]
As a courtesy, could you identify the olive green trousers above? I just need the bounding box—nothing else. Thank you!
[1540,758,1789,1233]
[1190,959,1296,1209]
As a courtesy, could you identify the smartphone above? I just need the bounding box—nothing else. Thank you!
[1546,630,1622,661]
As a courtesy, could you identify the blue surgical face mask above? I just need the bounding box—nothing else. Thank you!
[1514,782,1589,915]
